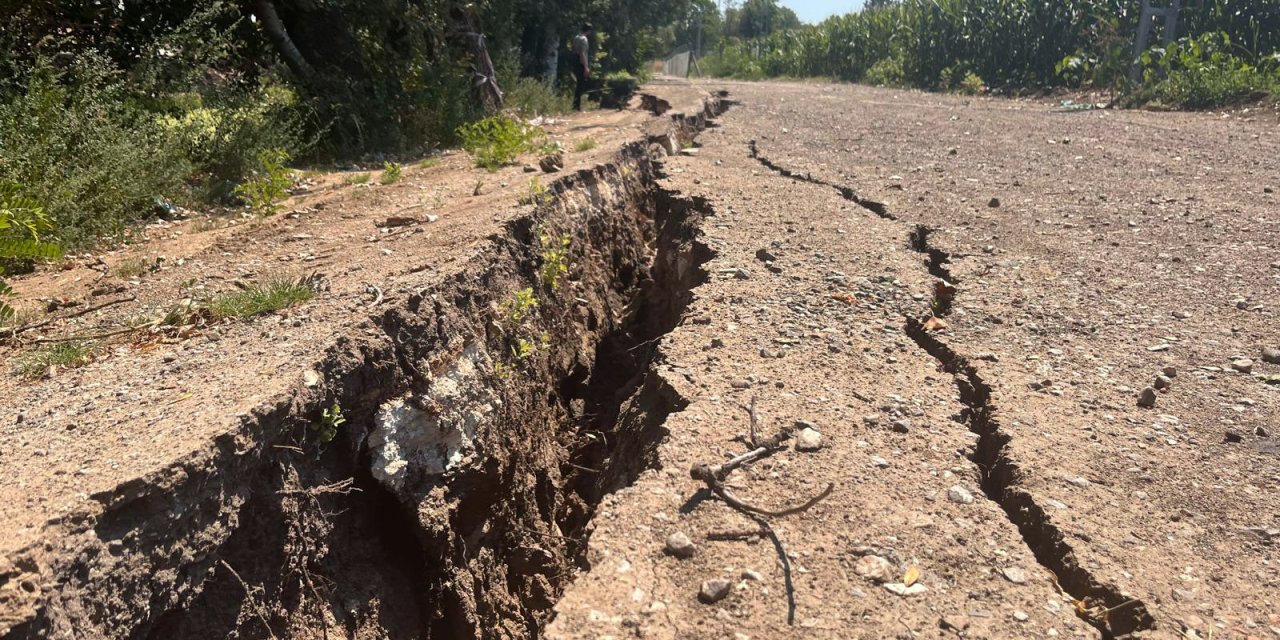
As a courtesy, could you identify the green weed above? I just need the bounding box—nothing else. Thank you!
[456,116,547,171]
[234,148,293,215]
[209,275,317,319]
[520,178,551,206]
[313,402,346,443]
[539,231,571,291]
[574,138,598,152]
[380,161,403,185]
[15,341,96,378]
[345,172,371,185]
[502,287,540,326]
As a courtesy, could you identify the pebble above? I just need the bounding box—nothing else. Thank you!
[854,555,894,582]
[699,579,732,603]
[947,485,975,504]
[1172,310,1191,319]
[1163,366,1177,378]
[871,456,890,468]
[1013,610,1029,622]
[1262,347,1280,365]
[795,428,824,452]
[741,569,764,582]
[1153,375,1172,390]
[1224,430,1243,444]
[891,418,911,433]
[1231,359,1254,374]
[1137,387,1157,408]
[664,531,695,559]
[883,582,928,597]
[988,197,1001,208]
[1002,567,1029,584]
[1066,476,1090,488]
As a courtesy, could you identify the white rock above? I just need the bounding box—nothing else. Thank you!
[948,485,975,504]
[883,582,928,597]
[853,555,894,582]
[795,427,824,452]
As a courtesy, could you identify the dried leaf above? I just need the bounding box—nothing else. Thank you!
[830,292,857,305]
[903,565,921,587]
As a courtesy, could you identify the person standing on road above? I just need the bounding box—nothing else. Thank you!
[571,23,594,111]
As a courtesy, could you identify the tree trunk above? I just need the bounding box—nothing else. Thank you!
[251,0,317,84]
[451,6,504,112]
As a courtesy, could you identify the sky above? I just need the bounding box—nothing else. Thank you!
[779,0,863,24]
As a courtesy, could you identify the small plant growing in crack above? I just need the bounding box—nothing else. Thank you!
[538,230,571,291]
[502,287,539,326]
[313,402,346,444]
[520,178,551,206]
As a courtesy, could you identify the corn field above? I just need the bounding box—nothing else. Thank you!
[704,0,1280,93]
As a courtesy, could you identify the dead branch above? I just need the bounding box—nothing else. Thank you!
[705,479,834,518]
[706,528,768,541]
[1,295,136,340]
[28,325,142,344]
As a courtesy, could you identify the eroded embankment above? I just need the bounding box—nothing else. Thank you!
[749,142,1154,638]
[1,97,725,640]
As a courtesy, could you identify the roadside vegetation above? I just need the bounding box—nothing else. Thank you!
[700,0,1279,109]
[0,1,700,258]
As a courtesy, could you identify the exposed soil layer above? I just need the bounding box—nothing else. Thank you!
[0,88,726,639]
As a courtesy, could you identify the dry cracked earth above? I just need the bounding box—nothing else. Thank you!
[550,82,1279,639]
[1,79,1278,640]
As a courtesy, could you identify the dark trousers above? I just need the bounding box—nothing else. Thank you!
[572,61,587,110]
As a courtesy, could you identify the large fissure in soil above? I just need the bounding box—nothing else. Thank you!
[904,320,1156,637]
[7,99,725,640]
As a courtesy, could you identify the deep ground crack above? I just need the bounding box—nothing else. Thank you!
[904,319,1155,638]
[907,224,956,316]
[747,140,894,220]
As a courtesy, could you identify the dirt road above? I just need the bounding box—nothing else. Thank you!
[2,80,1277,639]
[550,82,1279,639]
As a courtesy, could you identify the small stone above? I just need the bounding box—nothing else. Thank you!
[1002,567,1029,584]
[709,338,724,348]
[1162,366,1177,378]
[664,532,695,559]
[1066,476,1090,488]
[854,555,894,582]
[1013,610,1029,622]
[883,582,928,597]
[539,153,564,173]
[1153,375,1172,390]
[891,418,911,433]
[1256,425,1270,438]
[862,415,881,427]
[1262,347,1280,365]
[947,485,975,504]
[426,214,439,223]
[871,456,890,468]
[733,268,751,280]
[741,569,764,582]
[795,428,824,452]
[987,197,1001,208]
[1224,430,1243,444]
[756,248,778,262]
[1231,359,1254,374]
[303,370,321,387]
[1137,387,1157,408]
[1172,310,1191,319]
[679,146,699,156]
[699,579,732,604]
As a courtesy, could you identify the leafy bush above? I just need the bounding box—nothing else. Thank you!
[0,54,190,247]
[959,71,986,95]
[456,116,547,170]
[0,181,62,321]
[864,57,907,86]
[1135,33,1278,109]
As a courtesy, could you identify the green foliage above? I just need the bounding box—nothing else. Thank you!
[380,162,403,185]
[346,172,372,185]
[456,116,547,171]
[209,275,317,319]
[503,77,574,117]
[111,256,159,279]
[0,181,62,321]
[539,231,572,290]
[703,0,1280,109]
[1134,33,1278,109]
[313,402,347,444]
[502,287,540,326]
[574,138,598,152]
[234,148,293,215]
[0,54,191,248]
[520,178,552,206]
[958,72,986,95]
[15,341,95,379]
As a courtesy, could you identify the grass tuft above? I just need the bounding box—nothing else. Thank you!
[574,138,598,152]
[15,341,96,378]
[209,276,317,319]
